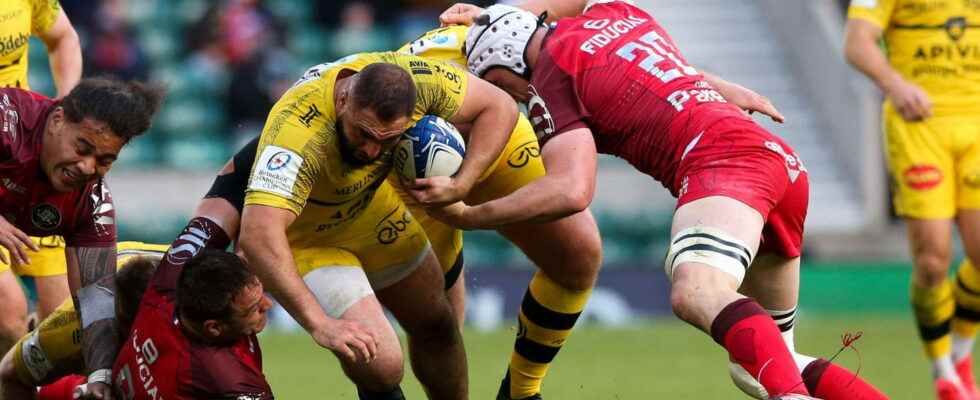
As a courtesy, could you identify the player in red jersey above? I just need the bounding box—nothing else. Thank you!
[113,242,274,400]
[427,1,890,399]
[0,78,163,399]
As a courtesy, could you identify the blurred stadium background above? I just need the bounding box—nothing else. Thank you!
[26,0,952,397]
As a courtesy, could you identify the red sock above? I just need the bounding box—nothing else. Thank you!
[802,359,889,400]
[711,298,809,396]
[37,375,86,400]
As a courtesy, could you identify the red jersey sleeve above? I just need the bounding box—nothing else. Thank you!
[527,50,590,146]
[64,179,116,247]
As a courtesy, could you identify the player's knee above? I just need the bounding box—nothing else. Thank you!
[410,309,461,346]
[912,250,953,287]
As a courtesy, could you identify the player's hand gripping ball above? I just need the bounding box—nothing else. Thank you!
[395,115,466,180]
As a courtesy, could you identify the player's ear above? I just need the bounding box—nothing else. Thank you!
[202,319,224,338]
[48,107,65,132]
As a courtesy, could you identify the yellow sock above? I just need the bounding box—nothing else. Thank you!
[954,259,980,338]
[507,272,591,399]
[911,279,955,359]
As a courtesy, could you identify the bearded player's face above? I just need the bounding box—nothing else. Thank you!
[483,68,531,104]
[336,106,410,166]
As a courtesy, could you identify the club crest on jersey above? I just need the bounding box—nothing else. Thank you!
[526,85,555,141]
[31,203,61,231]
[946,16,967,41]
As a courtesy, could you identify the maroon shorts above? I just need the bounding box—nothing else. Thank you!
[673,118,809,258]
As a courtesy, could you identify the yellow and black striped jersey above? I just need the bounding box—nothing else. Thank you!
[0,0,60,90]
[849,0,980,115]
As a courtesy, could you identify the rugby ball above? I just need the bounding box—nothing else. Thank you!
[395,115,466,180]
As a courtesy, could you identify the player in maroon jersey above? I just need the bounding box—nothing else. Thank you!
[0,78,163,399]
[426,1,890,399]
[113,242,274,400]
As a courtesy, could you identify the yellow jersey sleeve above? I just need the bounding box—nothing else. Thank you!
[398,26,469,68]
[403,55,469,122]
[29,0,60,36]
[847,0,896,29]
[244,81,331,215]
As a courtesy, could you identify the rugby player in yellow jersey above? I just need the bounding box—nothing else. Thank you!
[847,1,980,398]
[395,25,603,400]
[239,53,517,400]
[0,0,82,357]
[0,242,164,400]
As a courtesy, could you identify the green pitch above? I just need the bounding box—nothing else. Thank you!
[260,315,941,398]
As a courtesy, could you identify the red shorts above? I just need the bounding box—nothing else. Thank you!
[674,118,809,258]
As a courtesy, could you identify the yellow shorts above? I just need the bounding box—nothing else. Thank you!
[391,116,545,274]
[884,106,980,218]
[0,236,67,277]
[12,299,82,385]
[290,181,431,290]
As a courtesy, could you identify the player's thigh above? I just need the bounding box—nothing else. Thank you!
[670,196,765,276]
[33,276,69,321]
[0,270,27,331]
[375,249,455,336]
[884,111,956,219]
[496,208,601,291]
[9,299,83,386]
[739,254,800,311]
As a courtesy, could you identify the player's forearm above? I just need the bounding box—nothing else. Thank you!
[844,20,902,93]
[472,174,587,227]
[456,97,517,191]
[239,222,330,333]
[70,246,119,373]
[46,32,82,98]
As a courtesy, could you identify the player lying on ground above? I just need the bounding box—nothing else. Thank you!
[237,55,517,400]
[393,25,604,398]
[0,242,166,400]
[0,79,163,398]
[432,1,889,399]
[1,240,275,400]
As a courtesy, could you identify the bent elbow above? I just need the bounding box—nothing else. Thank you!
[563,186,592,214]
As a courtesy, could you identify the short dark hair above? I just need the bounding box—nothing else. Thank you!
[115,254,160,323]
[351,63,417,122]
[60,77,166,141]
[176,249,256,323]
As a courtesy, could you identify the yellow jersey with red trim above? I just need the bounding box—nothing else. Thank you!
[848,0,980,115]
[0,0,60,90]
[243,52,468,248]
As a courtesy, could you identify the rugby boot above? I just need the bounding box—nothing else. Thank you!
[936,378,971,400]
[495,373,542,400]
[956,358,980,400]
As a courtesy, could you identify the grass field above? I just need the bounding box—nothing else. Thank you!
[259,314,942,399]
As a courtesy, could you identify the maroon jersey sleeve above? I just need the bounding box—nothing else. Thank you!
[527,50,590,146]
[0,88,52,162]
[64,179,117,247]
[152,217,233,296]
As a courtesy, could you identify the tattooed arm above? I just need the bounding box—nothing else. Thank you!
[67,245,118,399]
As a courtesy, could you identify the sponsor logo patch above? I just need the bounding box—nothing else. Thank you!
[250,146,304,198]
[904,164,943,190]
